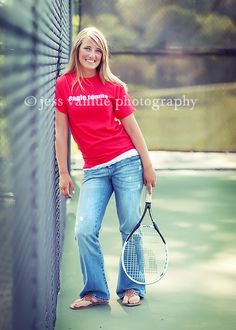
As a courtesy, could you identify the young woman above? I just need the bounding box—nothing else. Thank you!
[55,27,156,309]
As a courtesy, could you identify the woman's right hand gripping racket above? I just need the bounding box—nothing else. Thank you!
[122,189,168,285]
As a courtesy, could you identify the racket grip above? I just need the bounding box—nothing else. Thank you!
[146,189,152,204]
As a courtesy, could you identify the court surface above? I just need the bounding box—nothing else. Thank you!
[55,170,236,330]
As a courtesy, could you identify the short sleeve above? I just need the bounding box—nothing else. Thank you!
[113,84,135,120]
[55,77,68,114]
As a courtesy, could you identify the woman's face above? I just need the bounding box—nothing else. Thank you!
[78,37,103,76]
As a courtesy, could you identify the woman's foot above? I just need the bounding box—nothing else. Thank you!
[70,293,109,310]
[122,289,141,307]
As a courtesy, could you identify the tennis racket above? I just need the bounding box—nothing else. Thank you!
[121,189,168,285]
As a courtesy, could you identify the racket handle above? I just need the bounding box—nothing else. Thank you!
[146,188,152,204]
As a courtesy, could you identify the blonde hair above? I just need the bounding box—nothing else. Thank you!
[65,27,127,91]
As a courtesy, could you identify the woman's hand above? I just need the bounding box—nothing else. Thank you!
[59,173,74,199]
[143,164,156,194]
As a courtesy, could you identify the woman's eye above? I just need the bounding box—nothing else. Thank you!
[83,47,102,54]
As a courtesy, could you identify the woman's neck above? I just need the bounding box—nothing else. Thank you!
[80,68,97,78]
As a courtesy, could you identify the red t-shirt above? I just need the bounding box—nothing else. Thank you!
[55,72,136,168]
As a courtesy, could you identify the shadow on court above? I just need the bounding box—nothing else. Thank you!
[55,171,236,330]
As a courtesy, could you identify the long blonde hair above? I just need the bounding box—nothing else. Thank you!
[65,27,127,91]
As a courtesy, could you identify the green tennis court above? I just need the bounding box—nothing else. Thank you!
[55,170,236,330]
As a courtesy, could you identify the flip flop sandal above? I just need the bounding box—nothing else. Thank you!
[70,293,109,310]
[122,289,141,307]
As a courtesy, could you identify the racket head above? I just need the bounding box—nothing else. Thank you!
[122,224,168,285]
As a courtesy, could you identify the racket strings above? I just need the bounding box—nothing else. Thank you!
[123,225,167,284]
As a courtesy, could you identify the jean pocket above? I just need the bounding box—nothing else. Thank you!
[120,156,143,175]
[129,156,142,167]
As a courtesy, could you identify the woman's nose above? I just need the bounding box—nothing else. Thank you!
[88,50,96,58]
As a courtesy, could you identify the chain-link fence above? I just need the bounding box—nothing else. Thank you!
[74,0,236,151]
[0,1,72,329]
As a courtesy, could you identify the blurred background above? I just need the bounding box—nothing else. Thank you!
[0,1,235,330]
[73,0,236,152]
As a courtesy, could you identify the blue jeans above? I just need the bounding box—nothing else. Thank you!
[74,155,145,301]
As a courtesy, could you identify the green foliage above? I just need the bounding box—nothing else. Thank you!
[144,5,202,49]
[72,15,80,41]
[110,55,156,86]
[80,0,236,50]
[94,14,138,50]
[196,13,236,48]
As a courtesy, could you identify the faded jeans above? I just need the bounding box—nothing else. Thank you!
[74,155,146,301]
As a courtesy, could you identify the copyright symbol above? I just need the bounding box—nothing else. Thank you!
[24,96,37,107]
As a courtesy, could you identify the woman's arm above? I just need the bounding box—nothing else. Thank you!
[55,110,74,199]
[121,114,156,193]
